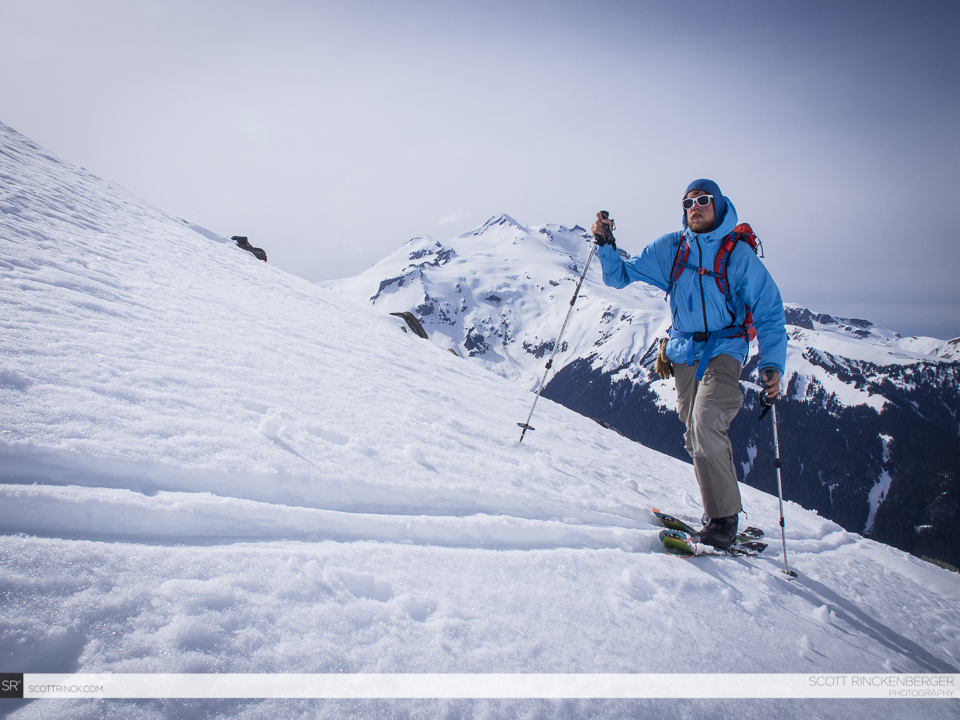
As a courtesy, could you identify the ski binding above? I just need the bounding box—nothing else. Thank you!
[652,508,767,558]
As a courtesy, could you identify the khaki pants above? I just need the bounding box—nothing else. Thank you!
[674,354,744,519]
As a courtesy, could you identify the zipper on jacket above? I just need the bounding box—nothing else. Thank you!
[695,236,709,332]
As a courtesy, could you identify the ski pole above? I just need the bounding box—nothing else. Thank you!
[761,394,797,578]
[518,212,612,443]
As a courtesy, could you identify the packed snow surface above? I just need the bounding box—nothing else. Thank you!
[1,121,959,719]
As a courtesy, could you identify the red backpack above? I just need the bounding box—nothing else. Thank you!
[667,223,763,341]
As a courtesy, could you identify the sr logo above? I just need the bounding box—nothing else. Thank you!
[1,674,24,698]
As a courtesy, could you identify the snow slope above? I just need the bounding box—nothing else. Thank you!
[1,121,958,719]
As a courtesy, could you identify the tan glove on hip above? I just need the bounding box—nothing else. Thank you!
[655,337,673,380]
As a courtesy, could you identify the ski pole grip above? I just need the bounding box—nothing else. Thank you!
[599,210,616,231]
[595,211,616,247]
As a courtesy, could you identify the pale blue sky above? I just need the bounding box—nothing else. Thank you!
[2,0,958,338]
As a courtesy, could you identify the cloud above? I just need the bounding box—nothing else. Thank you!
[438,210,470,227]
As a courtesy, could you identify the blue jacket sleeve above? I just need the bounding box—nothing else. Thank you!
[731,246,788,375]
[597,233,678,293]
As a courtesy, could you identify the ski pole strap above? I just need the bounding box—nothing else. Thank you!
[758,393,775,421]
[669,326,747,380]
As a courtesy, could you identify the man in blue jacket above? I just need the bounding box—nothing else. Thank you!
[591,179,787,548]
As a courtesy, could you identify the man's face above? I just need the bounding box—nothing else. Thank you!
[684,189,716,233]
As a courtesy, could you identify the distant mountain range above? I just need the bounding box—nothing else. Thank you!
[329,215,960,568]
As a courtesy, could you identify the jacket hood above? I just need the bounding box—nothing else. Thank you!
[682,178,729,232]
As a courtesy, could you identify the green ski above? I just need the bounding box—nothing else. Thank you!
[653,509,767,558]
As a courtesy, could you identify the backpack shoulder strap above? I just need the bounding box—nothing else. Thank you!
[713,234,738,300]
[713,223,761,296]
[666,235,691,298]
[712,223,761,338]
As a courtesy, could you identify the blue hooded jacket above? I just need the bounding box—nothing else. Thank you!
[597,191,787,376]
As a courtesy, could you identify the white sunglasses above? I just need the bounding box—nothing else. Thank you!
[682,195,713,210]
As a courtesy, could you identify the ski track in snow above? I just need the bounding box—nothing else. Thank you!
[2,121,960,719]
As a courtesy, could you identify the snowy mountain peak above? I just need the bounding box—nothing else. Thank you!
[463,212,530,237]
[330,215,668,380]
[784,304,960,363]
[942,337,960,361]
[786,306,888,338]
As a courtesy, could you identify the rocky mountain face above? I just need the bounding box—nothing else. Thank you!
[329,215,960,568]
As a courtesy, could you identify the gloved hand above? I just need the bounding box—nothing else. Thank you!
[591,211,616,249]
[654,337,673,379]
[761,369,781,400]
[758,369,781,420]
